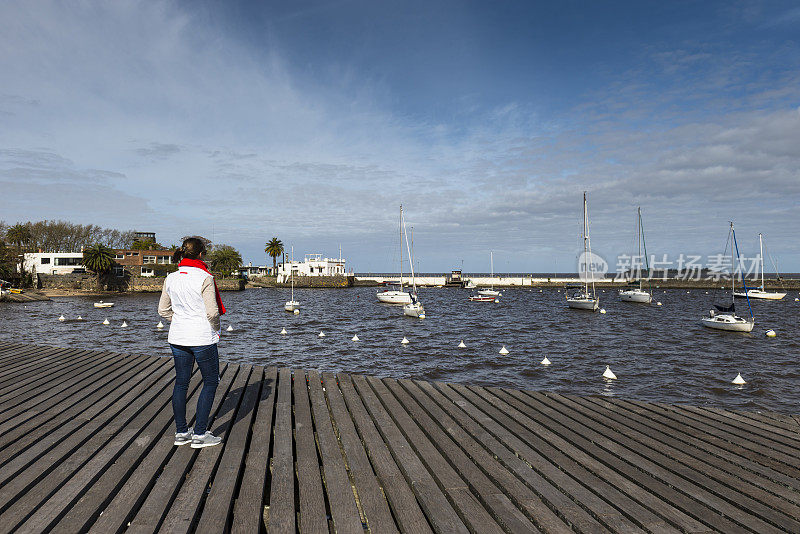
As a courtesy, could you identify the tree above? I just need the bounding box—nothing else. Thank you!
[265,237,284,273]
[131,239,163,250]
[208,245,242,275]
[83,244,116,290]
[5,224,30,276]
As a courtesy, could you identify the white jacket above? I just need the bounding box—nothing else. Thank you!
[158,266,221,346]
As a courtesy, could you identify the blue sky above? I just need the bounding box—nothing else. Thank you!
[1,1,799,272]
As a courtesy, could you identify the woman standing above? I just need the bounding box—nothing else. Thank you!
[158,237,226,448]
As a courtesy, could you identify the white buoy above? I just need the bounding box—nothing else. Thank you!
[458,340,466,348]
[499,346,509,355]
[732,373,746,385]
[352,334,359,341]
[157,321,164,328]
[77,316,83,320]
[226,325,234,332]
[319,331,325,337]
[765,329,776,338]
[58,315,65,322]
[280,327,287,335]
[541,356,551,365]
[419,313,426,319]
[599,308,606,314]
[603,365,617,380]
[401,337,409,344]
[102,318,110,325]
[656,301,662,306]
[293,309,300,315]
[795,297,799,302]
[121,321,128,328]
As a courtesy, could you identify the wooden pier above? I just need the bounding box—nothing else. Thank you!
[0,341,798,533]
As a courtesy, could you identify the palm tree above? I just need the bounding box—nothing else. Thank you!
[208,245,242,276]
[6,224,30,277]
[83,244,116,290]
[265,237,284,274]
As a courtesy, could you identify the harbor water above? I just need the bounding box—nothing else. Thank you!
[2,286,799,413]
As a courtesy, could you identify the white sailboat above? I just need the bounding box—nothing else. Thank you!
[284,246,300,312]
[402,218,425,318]
[377,205,413,305]
[478,251,501,297]
[701,223,754,332]
[619,207,652,303]
[733,233,786,300]
[567,192,599,311]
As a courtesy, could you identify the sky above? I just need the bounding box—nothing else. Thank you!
[1,0,799,273]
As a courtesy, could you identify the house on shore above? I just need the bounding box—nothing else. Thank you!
[23,252,87,275]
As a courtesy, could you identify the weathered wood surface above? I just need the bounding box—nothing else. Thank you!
[0,342,798,533]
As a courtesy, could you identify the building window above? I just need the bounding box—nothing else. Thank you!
[40,257,51,265]
[143,256,156,264]
[55,257,82,266]
[157,256,171,264]
[113,266,125,277]
[115,254,124,260]
[141,267,154,277]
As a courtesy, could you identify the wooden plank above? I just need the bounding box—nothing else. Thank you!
[50,361,207,533]
[0,345,66,380]
[267,367,295,533]
[0,356,174,531]
[404,379,573,534]
[325,371,409,534]
[379,377,536,533]
[87,363,229,534]
[438,382,618,534]
[292,369,329,533]
[0,353,164,483]
[159,364,257,533]
[684,405,800,449]
[307,370,363,534]
[231,366,278,534]
[124,361,241,532]
[505,390,791,534]
[349,373,470,534]
[0,348,101,400]
[0,345,97,385]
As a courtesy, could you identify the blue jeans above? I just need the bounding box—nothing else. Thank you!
[170,343,219,435]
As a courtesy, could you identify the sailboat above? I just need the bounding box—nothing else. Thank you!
[701,223,754,332]
[377,205,413,305]
[733,233,786,300]
[619,207,652,303]
[478,251,501,297]
[402,218,425,318]
[284,246,300,312]
[567,192,599,311]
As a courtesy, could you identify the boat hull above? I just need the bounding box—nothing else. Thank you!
[469,295,498,302]
[478,289,501,296]
[619,290,652,303]
[284,301,300,312]
[403,303,424,317]
[567,298,599,311]
[701,315,754,332]
[377,290,412,305]
[94,303,114,308]
[733,290,785,300]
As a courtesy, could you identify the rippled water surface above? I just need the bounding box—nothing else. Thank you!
[3,287,799,413]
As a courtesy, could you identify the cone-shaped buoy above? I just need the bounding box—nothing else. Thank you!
[494,298,499,303]
[401,337,409,344]
[102,318,110,325]
[541,356,551,365]
[293,309,300,315]
[732,373,746,385]
[58,315,66,322]
[226,325,234,332]
[121,321,128,328]
[499,346,509,355]
[319,331,325,337]
[603,365,617,379]
[352,334,359,341]
[77,316,83,320]
[765,329,776,338]
[656,301,662,306]
[458,340,466,348]
[599,308,606,314]
[157,321,164,328]
[280,327,287,335]
[795,297,799,302]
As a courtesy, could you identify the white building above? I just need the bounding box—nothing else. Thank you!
[23,252,87,275]
[276,254,348,283]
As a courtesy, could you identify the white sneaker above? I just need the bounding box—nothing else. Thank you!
[174,427,193,446]
[191,431,222,448]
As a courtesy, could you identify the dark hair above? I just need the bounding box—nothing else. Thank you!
[173,237,206,263]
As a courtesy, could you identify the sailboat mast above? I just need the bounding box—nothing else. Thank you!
[730,223,735,298]
[637,207,642,291]
[490,251,494,290]
[583,192,588,295]
[290,245,294,301]
[759,233,764,291]
[399,205,404,289]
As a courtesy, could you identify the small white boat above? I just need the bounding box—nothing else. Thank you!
[377,287,412,305]
[619,288,652,303]
[477,252,502,296]
[463,280,476,289]
[733,233,785,300]
[469,294,498,302]
[619,207,653,304]
[94,301,114,308]
[403,300,425,317]
[567,192,599,312]
[284,246,300,312]
[401,208,425,318]
[702,223,755,333]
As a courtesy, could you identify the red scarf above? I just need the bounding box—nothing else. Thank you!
[178,258,227,315]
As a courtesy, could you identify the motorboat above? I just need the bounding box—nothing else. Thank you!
[469,294,498,302]
[94,301,114,308]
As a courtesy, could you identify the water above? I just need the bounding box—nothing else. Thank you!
[3,287,799,413]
